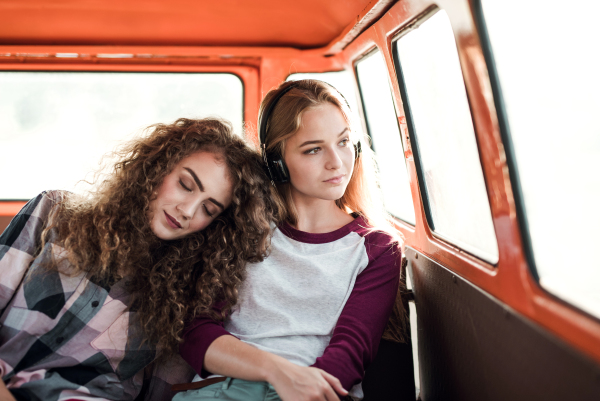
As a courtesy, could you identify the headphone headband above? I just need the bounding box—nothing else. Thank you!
[259,82,297,147]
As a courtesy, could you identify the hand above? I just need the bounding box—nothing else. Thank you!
[267,359,348,401]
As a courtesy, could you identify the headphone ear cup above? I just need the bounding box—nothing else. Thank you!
[354,141,362,160]
[270,157,290,183]
[264,153,290,183]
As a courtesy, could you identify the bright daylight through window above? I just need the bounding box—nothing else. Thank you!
[356,50,415,224]
[0,72,243,199]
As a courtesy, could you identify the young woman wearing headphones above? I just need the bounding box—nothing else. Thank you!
[175,80,404,401]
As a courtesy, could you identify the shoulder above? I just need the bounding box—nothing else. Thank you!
[351,217,402,263]
[23,190,70,221]
[8,190,72,238]
[0,191,70,260]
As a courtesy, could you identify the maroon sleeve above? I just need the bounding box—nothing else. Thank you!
[311,233,401,390]
[179,301,237,377]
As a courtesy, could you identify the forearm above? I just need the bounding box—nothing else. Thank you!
[203,335,286,383]
[204,335,347,400]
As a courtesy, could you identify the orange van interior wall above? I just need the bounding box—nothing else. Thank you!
[0,0,599,369]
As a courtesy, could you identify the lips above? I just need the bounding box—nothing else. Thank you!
[164,211,182,229]
[324,174,345,184]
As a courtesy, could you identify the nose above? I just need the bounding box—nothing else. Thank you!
[325,147,343,170]
[177,198,201,220]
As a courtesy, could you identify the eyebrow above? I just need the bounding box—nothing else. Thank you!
[183,167,226,210]
[207,197,225,211]
[184,167,204,191]
[298,127,350,148]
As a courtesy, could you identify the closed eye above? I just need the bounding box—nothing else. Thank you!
[179,179,192,192]
[203,204,214,217]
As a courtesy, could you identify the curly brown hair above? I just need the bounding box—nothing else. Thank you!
[41,118,282,356]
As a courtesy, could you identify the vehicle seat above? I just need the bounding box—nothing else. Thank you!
[362,295,416,400]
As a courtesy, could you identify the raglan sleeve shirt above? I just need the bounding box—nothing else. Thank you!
[179,230,401,391]
[311,232,401,390]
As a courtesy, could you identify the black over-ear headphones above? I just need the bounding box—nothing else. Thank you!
[259,80,362,185]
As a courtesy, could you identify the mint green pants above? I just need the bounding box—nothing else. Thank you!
[172,378,282,401]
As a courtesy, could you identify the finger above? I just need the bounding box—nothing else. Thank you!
[320,371,347,396]
[323,383,341,401]
[319,379,340,401]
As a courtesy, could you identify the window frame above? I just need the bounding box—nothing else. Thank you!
[391,8,499,265]
[354,46,416,226]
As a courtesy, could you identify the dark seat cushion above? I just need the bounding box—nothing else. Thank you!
[362,334,416,400]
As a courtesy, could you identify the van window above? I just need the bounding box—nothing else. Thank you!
[394,10,499,263]
[0,72,243,200]
[481,0,600,317]
[355,50,415,224]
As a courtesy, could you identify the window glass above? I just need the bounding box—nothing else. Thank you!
[0,72,243,199]
[481,0,600,317]
[395,10,498,263]
[355,50,415,224]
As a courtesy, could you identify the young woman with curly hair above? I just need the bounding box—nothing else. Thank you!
[175,80,407,401]
[0,118,281,401]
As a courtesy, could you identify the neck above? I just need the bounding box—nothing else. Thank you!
[291,192,354,234]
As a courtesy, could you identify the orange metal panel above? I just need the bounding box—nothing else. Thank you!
[0,44,304,59]
[0,202,26,233]
[0,202,27,216]
[0,0,372,49]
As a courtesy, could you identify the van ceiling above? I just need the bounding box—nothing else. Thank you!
[0,0,376,49]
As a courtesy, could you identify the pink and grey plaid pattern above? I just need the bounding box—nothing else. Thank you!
[0,191,194,401]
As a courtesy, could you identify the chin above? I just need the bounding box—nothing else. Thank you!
[329,186,349,199]
[152,230,169,240]
[319,190,347,201]
[156,232,181,241]
[150,222,171,241]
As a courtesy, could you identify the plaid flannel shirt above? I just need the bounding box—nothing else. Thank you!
[0,191,194,401]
